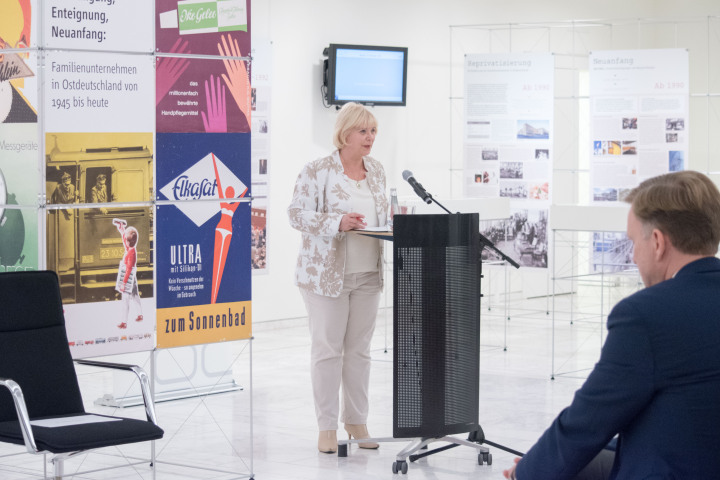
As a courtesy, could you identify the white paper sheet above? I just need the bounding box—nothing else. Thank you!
[357,226,390,232]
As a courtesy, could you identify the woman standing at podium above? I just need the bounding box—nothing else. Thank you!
[288,102,388,454]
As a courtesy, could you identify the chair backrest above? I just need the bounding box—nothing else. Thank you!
[0,271,85,422]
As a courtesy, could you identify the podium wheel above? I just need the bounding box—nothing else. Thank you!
[392,461,408,474]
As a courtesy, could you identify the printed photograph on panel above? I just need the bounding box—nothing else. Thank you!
[669,150,684,172]
[58,206,156,358]
[45,132,153,205]
[251,201,266,271]
[593,187,619,202]
[479,208,548,268]
[45,132,154,305]
[516,120,550,140]
[46,205,154,305]
[591,232,634,274]
[534,149,549,160]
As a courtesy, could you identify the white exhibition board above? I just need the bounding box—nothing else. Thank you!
[463,53,554,269]
[589,49,689,203]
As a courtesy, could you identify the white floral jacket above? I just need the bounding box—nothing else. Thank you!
[287,150,388,297]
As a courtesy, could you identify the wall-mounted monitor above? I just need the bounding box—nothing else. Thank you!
[323,43,408,107]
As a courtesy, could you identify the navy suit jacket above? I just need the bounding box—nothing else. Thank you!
[517,257,720,480]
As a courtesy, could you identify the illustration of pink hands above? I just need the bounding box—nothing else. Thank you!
[202,74,227,133]
[156,38,191,105]
[217,34,251,126]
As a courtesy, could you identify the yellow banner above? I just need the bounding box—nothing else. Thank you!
[156,301,252,349]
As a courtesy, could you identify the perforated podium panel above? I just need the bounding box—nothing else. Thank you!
[393,213,481,439]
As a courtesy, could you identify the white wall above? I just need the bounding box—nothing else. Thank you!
[250,0,720,323]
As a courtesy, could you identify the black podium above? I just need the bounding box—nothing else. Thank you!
[339,213,509,474]
[393,213,481,439]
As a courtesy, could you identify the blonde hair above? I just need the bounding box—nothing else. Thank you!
[333,102,378,150]
[625,171,720,255]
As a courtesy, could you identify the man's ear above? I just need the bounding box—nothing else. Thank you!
[652,228,667,260]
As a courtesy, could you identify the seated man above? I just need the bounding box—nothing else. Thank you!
[505,170,720,480]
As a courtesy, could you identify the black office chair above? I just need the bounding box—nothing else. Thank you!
[0,270,164,479]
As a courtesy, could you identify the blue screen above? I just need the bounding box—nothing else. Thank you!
[334,48,406,103]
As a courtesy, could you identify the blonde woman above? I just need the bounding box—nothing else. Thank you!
[288,102,388,453]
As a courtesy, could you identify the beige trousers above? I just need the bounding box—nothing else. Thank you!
[301,272,381,431]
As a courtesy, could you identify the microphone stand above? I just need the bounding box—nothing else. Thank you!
[424,193,453,215]
[478,232,521,269]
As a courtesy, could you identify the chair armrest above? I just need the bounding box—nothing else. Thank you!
[73,360,160,426]
[0,378,40,454]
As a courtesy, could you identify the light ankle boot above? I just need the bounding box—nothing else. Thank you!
[344,424,379,449]
[318,430,337,454]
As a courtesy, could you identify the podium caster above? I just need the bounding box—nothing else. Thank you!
[392,460,408,474]
[478,452,492,465]
[338,443,348,457]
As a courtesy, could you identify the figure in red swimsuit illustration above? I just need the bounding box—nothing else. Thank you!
[211,153,248,304]
[114,218,143,328]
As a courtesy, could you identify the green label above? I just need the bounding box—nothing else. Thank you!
[178,2,219,33]
[217,0,247,32]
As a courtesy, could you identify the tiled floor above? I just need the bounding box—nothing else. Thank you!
[0,282,631,479]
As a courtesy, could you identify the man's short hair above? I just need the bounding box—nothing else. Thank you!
[125,227,138,248]
[333,102,378,150]
[97,174,107,182]
[625,171,720,255]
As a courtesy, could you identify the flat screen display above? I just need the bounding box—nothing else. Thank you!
[325,44,408,106]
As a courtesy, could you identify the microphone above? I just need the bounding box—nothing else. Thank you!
[402,170,432,204]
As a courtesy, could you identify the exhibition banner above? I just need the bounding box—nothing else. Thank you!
[44,50,154,133]
[43,0,153,52]
[156,132,251,348]
[589,49,689,202]
[156,55,251,133]
[463,53,553,268]
[44,132,155,357]
[0,124,39,272]
[156,0,251,56]
[58,206,156,358]
[1,39,39,273]
[0,0,36,49]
